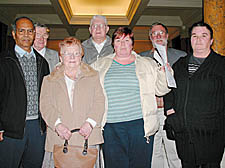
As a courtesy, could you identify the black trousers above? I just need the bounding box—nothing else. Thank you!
[182,161,221,168]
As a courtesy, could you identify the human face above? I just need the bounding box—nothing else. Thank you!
[89,17,109,43]
[191,26,213,54]
[60,45,82,69]
[114,35,133,58]
[12,18,35,53]
[33,27,49,51]
[150,25,168,46]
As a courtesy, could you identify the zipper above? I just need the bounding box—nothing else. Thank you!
[37,57,45,135]
[37,56,43,88]
[183,79,189,128]
[183,77,194,143]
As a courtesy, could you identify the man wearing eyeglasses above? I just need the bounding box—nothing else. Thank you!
[140,22,186,168]
[0,16,49,168]
[82,15,114,65]
[33,23,59,72]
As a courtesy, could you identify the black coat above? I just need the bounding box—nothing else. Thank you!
[164,50,225,164]
[0,49,49,139]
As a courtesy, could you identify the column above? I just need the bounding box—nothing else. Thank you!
[204,0,225,55]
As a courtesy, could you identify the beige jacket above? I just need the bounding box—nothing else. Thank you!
[91,51,170,139]
[40,63,105,152]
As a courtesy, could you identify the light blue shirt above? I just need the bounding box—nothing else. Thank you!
[15,45,36,59]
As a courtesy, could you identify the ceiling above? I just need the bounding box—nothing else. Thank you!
[0,0,202,41]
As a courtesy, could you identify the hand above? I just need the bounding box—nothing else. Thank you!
[167,108,175,115]
[0,132,3,141]
[55,62,62,70]
[160,63,171,72]
[79,122,93,140]
[55,123,72,140]
[165,63,172,71]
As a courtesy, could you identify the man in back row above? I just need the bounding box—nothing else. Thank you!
[140,22,187,168]
[82,15,114,65]
[33,23,59,72]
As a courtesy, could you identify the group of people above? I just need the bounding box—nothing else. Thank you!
[0,14,224,168]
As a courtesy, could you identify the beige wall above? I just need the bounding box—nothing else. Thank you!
[47,39,153,54]
[46,26,181,54]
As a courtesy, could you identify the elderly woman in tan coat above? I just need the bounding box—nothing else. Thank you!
[40,37,105,168]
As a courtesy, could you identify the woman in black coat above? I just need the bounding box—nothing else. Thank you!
[164,22,225,168]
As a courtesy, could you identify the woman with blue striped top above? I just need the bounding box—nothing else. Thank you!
[91,27,171,168]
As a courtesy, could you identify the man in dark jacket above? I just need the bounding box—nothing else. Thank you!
[164,22,225,168]
[0,16,49,168]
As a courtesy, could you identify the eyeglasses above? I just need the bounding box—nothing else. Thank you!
[36,33,49,39]
[151,31,166,37]
[91,24,105,29]
[17,28,34,35]
[61,52,81,57]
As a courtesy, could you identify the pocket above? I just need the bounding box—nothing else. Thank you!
[166,112,185,133]
[163,119,176,140]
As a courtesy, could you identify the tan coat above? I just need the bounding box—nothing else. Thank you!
[40,63,105,152]
[91,51,171,139]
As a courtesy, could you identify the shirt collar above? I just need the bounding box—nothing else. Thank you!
[15,45,35,58]
[91,38,106,46]
[91,38,106,53]
[34,47,46,57]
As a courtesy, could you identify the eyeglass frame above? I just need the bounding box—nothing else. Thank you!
[151,30,167,37]
[91,24,106,30]
[60,52,81,57]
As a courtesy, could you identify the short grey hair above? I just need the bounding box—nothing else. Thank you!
[149,22,168,36]
[34,22,50,33]
[11,16,34,33]
[90,15,108,26]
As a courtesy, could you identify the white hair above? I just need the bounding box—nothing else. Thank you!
[90,15,108,26]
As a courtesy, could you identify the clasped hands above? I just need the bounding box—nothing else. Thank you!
[55,122,93,140]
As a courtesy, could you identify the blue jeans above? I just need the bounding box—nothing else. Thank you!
[0,119,45,168]
[102,119,154,168]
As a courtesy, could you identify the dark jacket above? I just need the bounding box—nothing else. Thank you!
[164,50,225,164]
[0,49,49,139]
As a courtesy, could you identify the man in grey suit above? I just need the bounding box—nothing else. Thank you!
[82,15,114,65]
[140,22,186,168]
[33,23,59,72]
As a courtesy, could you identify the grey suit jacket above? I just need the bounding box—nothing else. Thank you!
[45,48,59,72]
[140,48,187,66]
[82,36,114,65]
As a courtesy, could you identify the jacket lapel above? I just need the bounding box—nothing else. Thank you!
[59,77,73,113]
